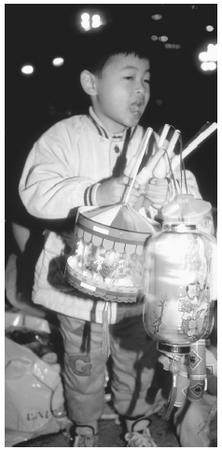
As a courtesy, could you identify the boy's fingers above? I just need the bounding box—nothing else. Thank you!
[149,177,168,186]
[136,149,165,184]
[118,175,130,185]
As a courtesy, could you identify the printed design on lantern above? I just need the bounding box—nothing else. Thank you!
[182,385,189,397]
[149,295,168,335]
[188,382,204,399]
[184,234,214,293]
[178,281,210,341]
[189,348,202,370]
[66,225,144,291]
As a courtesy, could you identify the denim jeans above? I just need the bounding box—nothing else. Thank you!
[58,313,171,430]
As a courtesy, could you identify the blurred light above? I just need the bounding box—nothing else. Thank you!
[159,35,168,42]
[80,11,103,31]
[198,42,217,72]
[165,43,181,50]
[156,98,163,106]
[151,35,158,41]
[199,51,208,62]
[92,14,102,28]
[20,64,35,75]
[207,43,217,60]
[151,14,163,21]
[198,43,217,62]
[200,61,217,72]
[81,12,90,31]
[52,57,64,67]
[206,25,214,32]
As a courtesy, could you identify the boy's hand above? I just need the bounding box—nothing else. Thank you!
[123,180,146,211]
[144,178,169,210]
[96,176,146,209]
[96,175,130,206]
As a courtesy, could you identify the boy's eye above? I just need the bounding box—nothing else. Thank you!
[144,79,150,84]
[124,76,134,80]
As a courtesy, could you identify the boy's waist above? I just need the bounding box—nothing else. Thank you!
[34,288,144,324]
[34,230,144,323]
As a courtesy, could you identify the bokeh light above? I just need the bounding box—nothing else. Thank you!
[92,14,102,29]
[151,14,163,21]
[160,35,168,42]
[80,12,103,31]
[200,61,217,72]
[81,12,90,31]
[20,64,35,76]
[52,57,65,67]
[206,25,214,32]
[198,43,217,72]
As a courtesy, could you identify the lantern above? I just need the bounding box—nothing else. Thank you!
[143,221,216,352]
[143,194,216,353]
[65,203,160,303]
[142,194,216,411]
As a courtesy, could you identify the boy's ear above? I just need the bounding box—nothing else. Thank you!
[80,70,98,96]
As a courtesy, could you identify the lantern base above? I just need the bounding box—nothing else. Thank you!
[157,342,191,354]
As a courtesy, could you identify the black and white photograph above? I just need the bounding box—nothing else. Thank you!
[4,3,218,447]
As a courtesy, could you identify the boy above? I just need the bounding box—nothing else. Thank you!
[19,31,200,446]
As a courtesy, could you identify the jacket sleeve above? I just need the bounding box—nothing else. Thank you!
[19,121,95,219]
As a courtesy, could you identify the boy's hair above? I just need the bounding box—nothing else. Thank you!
[78,25,154,75]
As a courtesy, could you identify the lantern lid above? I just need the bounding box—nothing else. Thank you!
[78,203,159,233]
[161,194,212,223]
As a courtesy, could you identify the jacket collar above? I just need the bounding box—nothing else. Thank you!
[88,106,136,141]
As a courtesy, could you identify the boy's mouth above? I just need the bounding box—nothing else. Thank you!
[130,102,144,116]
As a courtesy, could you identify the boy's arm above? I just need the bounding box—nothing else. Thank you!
[19,122,145,219]
[19,123,98,219]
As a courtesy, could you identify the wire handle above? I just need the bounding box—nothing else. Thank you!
[123,127,153,204]
[171,122,217,170]
[158,123,171,148]
[153,128,180,178]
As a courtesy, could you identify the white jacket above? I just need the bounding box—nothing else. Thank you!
[19,108,200,323]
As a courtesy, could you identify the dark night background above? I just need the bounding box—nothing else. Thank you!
[5,3,217,246]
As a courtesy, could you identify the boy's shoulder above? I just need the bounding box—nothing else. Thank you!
[37,113,93,144]
[48,113,89,132]
[44,114,145,141]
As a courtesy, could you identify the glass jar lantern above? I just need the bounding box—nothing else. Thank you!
[143,221,216,354]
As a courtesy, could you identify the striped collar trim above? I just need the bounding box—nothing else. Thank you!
[88,107,136,141]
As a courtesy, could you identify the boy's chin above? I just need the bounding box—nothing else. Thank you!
[127,111,144,127]
[127,117,141,127]
[112,116,141,131]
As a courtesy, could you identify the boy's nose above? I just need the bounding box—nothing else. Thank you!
[135,82,146,94]
[136,85,144,93]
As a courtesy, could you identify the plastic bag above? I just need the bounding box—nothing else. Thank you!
[5,337,69,446]
[5,310,51,333]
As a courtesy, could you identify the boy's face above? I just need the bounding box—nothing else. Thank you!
[92,53,150,133]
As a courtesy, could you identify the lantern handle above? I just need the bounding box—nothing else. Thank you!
[171,122,217,170]
[123,127,153,204]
